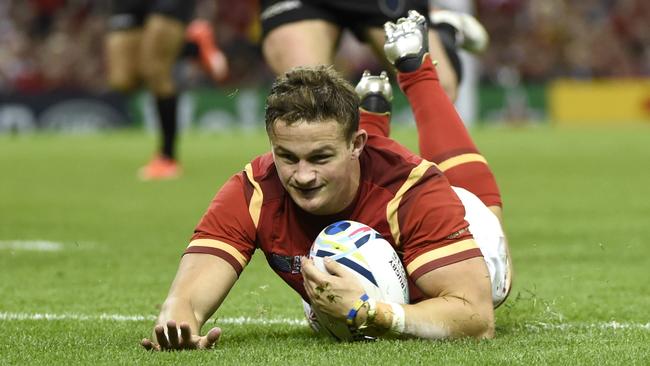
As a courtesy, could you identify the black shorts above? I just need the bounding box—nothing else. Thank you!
[108,0,196,31]
[260,0,429,41]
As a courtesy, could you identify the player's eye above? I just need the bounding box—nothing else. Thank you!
[310,155,332,164]
[278,154,298,164]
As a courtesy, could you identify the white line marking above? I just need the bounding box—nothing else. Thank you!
[0,240,63,251]
[524,321,650,331]
[1,312,649,331]
[0,312,307,325]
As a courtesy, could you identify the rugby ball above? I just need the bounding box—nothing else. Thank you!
[305,220,409,341]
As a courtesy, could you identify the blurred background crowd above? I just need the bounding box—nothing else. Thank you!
[0,0,648,94]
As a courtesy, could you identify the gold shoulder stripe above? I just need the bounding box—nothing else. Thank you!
[386,160,435,247]
[406,239,478,274]
[188,239,248,268]
[244,163,263,228]
[437,153,487,172]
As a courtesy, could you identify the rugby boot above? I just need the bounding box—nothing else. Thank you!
[355,70,393,114]
[429,9,489,54]
[384,10,429,73]
[186,19,229,82]
[138,155,181,181]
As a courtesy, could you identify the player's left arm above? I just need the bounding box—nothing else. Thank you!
[362,171,495,338]
[141,253,238,351]
[387,168,495,338]
[302,248,494,339]
[142,173,257,350]
[398,253,494,338]
[302,168,495,339]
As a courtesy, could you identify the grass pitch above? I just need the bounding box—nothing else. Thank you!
[1,125,649,365]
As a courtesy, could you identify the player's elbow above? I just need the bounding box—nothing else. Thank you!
[440,291,494,339]
[452,303,495,339]
[473,306,496,339]
[460,296,495,339]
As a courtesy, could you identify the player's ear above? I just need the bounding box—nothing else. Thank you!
[350,129,368,159]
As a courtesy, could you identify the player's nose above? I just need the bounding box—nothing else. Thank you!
[293,161,317,186]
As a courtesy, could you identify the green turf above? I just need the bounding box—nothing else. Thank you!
[1,126,649,365]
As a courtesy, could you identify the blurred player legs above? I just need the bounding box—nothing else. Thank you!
[261,0,463,102]
[262,19,340,74]
[430,0,485,125]
[106,0,228,180]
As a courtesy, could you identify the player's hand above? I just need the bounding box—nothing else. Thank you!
[141,320,221,351]
[301,256,365,320]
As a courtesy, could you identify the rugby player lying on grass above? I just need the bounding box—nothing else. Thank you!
[142,11,511,350]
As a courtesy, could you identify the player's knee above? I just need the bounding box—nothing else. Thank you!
[262,38,294,75]
[262,26,332,74]
[139,63,174,95]
[145,75,175,96]
[143,75,174,96]
[107,73,137,93]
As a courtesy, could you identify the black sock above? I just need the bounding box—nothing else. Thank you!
[180,41,200,59]
[156,95,178,160]
[433,23,463,84]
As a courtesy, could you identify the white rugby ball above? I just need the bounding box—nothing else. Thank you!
[306,220,409,341]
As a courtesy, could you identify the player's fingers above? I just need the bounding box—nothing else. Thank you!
[301,266,320,297]
[141,338,159,351]
[301,258,333,303]
[322,257,346,277]
[179,322,195,349]
[303,278,317,300]
[300,257,325,282]
[154,324,171,350]
[166,320,181,349]
[301,258,314,283]
[198,327,222,349]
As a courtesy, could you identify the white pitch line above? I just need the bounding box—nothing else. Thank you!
[0,312,307,326]
[0,240,63,251]
[524,321,650,331]
[1,312,649,331]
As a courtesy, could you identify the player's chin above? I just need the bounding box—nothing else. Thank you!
[294,198,326,215]
[290,190,328,214]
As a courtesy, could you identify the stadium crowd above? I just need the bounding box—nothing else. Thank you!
[480,0,650,82]
[0,0,648,93]
[0,0,107,92]
[0,0,261,93]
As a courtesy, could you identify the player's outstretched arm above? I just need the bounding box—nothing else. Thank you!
[141,253,238,351]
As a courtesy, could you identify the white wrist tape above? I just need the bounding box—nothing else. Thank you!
[388,302,405,334]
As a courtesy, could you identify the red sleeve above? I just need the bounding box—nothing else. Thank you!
[399,167,482,282]
[185,173,257,275]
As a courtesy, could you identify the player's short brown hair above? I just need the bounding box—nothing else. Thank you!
[265,65,360,142]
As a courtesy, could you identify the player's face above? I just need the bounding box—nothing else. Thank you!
[270,119,366,215]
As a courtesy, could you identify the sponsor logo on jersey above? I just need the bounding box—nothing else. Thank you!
[269,253,302,274]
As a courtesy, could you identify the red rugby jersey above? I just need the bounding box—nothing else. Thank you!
[186,134,480,302]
